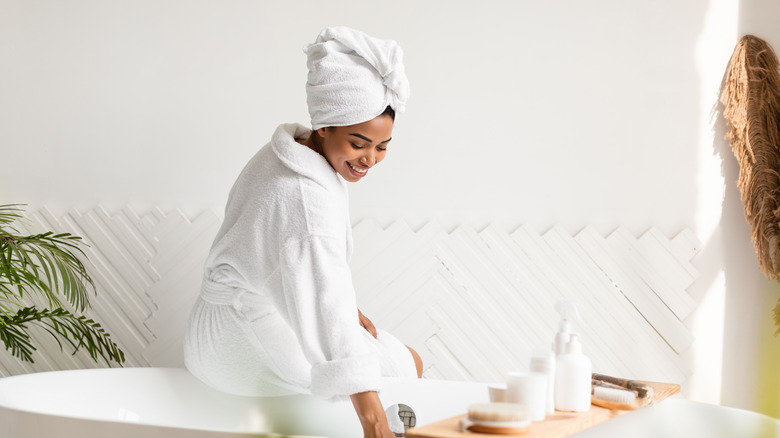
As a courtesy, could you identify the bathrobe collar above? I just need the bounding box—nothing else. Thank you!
[271,123,345,190]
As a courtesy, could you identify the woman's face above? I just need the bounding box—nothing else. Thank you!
[317,114,394,182]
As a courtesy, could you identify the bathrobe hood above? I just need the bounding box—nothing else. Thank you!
[271,123,344,190]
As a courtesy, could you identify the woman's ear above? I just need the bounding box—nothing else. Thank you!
[316,127,329,139]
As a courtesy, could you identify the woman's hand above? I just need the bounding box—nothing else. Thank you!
[363,421,397,438]
[358,308,378,338]
[350,391,396,438]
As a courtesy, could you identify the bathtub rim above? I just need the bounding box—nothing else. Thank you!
[0,401,326,438]
[0,367,329,436]
[0,367,490,437]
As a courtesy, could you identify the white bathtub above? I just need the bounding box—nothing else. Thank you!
[3,368,778,438]
[0,367,488,438]
[574,398,780,438]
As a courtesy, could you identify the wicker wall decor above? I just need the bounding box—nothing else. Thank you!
[721,35,780,332]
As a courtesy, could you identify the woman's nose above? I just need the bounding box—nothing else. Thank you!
[360,149,376,166]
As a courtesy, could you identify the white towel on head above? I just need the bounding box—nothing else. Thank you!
[304,26,410,130]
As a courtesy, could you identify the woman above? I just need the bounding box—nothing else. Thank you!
[184,26,421,438]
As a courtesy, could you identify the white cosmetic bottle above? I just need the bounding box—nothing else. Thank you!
[529,347,556,415]
[553,333,592,412]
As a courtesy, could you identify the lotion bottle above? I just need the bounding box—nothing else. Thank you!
[553,333,592,412]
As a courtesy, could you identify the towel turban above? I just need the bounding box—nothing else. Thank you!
[304,26,410,130]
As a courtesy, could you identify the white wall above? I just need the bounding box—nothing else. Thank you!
[2,0,779,417]
[1,0,706,235]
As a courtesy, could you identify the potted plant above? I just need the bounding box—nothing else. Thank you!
[0,204,124,365]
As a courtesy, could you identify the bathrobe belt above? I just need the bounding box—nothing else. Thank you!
[201,277,246,313]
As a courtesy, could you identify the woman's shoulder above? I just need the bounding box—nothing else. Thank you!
[269,124,343,190]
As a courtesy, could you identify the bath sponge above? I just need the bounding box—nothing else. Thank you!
[461,403,531,434]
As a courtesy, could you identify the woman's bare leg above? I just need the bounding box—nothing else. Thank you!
[407,346,423,378]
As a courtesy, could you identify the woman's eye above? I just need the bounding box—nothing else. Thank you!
[377,146,387,152]
[351,143,364,149]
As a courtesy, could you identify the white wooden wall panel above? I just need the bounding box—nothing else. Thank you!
[356,221,698,385]
[0,207,699,389]
[143,208,222,366]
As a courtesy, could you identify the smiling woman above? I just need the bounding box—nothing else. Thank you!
[298,106,395,182]
[183,26,419,438]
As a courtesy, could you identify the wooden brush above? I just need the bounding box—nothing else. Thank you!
[591,385,640,410]
[592,373,654,400]
[462,403,531,435]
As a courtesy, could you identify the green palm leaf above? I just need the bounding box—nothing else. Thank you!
[0,204,24,228]
[0,204,124,366]
[0,205,93,312]
[0,306,125,365]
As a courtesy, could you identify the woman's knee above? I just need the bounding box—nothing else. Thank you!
[407,346,423,378]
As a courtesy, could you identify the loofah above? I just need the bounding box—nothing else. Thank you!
[463,403,531,435]
[467,403,529,423]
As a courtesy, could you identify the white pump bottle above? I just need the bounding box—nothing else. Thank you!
[552,301,591,412]
[554,333,592,412]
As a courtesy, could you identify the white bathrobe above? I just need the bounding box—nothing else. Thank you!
[184,123,417,400]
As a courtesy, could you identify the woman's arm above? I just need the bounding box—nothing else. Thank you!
[358,308,378,338]
[350,391,395,438]
[278,235,382,399]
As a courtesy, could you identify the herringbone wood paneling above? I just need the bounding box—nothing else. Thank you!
[353,220,698,384]
[0,206,221,375]
[0,208,698,387]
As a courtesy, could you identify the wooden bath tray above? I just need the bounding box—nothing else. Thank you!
[406,380,680,438]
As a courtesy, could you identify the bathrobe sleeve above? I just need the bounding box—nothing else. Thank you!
[278,233,382,400]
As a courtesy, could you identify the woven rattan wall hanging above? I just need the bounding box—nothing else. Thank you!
[721,34,780,332]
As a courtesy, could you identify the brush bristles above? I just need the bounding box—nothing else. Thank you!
[467,403,529,423]
[592,386,637,405]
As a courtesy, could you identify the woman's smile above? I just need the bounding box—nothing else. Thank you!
[310,114,394,183]
[347,161,369,177]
